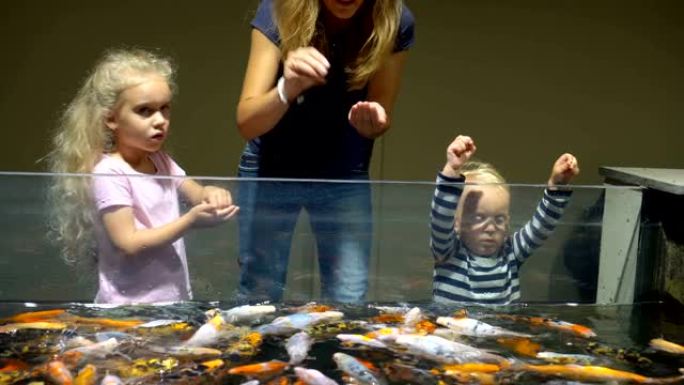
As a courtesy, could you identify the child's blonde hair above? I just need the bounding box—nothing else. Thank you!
[46,48,175,265]
[273,0,402,90]
[460,160,507,187]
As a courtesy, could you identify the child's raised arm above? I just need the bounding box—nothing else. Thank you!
[548,153,580,187]
[442,135,476,178]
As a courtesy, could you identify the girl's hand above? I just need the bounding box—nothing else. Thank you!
[201,186,233,209]
[282,47,330,102]
[443,135,476,177]
[348,101,388,136]
[548,153,580,186]
[189,202,239,228]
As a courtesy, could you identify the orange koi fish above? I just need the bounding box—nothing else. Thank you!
[650,338,684,355]
[497,314,596,338]
[496,337,541,358]
[45,360,74,385]
[74,364,97,385]
[521,364,684,384]
[65,315,143,329]
[371,313,405,324]
[4,308,66,323]
[0,321,67,333]
[227,360,289,377]
[0,358,29,372]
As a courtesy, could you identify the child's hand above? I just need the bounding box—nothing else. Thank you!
[189,202,239,228]
[443,135,476,177]
[548,153,580,186]
[348,101,388,136]
[201,186,233,209]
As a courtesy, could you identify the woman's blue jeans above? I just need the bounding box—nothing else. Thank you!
[236,171,372,303]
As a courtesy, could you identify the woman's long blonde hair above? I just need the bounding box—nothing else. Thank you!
[46,48,175,266]
[274,0,402,90]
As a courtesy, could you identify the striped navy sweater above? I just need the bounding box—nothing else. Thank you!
[430,172,572,305]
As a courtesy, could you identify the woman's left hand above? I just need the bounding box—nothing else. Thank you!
[348,101,388,137]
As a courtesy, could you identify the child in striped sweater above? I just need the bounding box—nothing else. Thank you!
[430,135,579,304]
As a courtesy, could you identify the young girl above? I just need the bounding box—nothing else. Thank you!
[430,135,580,305]
[236,0,414,303]
[48,49,239,304]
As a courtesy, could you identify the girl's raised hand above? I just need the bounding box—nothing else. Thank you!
[282,47,330,102]
[443,135,476,177]
[189,202,239,228]
[348,101,388,136]
[549,153,580,186]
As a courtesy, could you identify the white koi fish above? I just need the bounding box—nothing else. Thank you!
[294,367,339,385]
[136,319,186,328]
[333,352,386,385]
[395,334,507,364]
[257,311,344,336]
[536,351,597,365]
[286,331,313,365]
[337,334,388,349]
[100,374,122,385]
[436,317,531,338]
[221,305,276,325]
[403,307,424,327]
[65,337,120,358]
[183,314,225,347]
[149,345,222,358]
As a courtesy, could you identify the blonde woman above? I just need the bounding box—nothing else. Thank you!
[48,49,238,304]
[236,0,414,303]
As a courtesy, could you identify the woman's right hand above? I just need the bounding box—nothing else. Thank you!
[443,135,476,177]
[282,47,330,102]
[189,202,239,228]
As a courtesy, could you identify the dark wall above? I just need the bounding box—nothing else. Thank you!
[1,0,682,184]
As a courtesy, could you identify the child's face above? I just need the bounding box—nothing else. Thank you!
[456,183,510,256]
[106,74,171,157]
[321,0,365,20]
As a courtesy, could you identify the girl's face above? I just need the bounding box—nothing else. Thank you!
[321,0,365,21]
[456,184,511,257]
[106,75,171,159]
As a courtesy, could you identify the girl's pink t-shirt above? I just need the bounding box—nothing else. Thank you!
[91,152,192,304]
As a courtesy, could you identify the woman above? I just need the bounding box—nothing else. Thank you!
[236,0,414,303]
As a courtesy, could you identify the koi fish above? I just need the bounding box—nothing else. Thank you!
[293,367,338,385]
[520,364,684,384]
[64,337,120,359]
[45,360,74,385]
[100,374,122,385]
[257,311,344,336]
[403,307,424,327]
[199,359,225,371]
[74,364,96,385]
[382,362,439,385]
[227,360,288,377]
[497,314,596,338]
[221,305,276,325]
[0,358,29,372]
[364,327,404,343]
[65,315,143,329]
[436,316,531,338]
[496,337,541,357]
[150,345,222,359]
[0,321,67,333]
[536,351,597,365]
[183,313,225,347]
[286,331,313,365]
[337,334,388,349]
[4,308,66,323]
[650,338,684,355]
[333,353,386,385]
[395,334,508,365]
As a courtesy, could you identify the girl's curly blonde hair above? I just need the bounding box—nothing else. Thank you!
[46,48,175,266]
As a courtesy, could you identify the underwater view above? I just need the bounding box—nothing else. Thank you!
[1,301,683,385]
